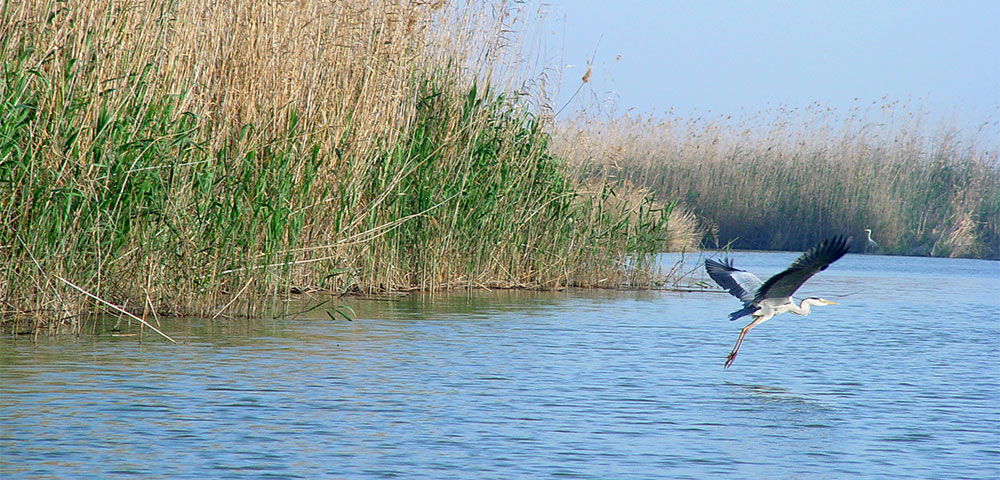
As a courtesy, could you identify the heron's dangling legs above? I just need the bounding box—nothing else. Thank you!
[725,315,769,369]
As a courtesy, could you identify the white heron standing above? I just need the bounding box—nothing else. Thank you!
[864,228,879,253]
[705,235,850,368]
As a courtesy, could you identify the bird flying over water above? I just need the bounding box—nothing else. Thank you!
[705,236,850,368]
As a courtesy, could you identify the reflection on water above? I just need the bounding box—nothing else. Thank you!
[2,254,999,479]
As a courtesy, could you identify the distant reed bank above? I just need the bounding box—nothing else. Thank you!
[553,104,999,259]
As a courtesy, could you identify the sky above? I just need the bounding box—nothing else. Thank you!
[540,1,999,140]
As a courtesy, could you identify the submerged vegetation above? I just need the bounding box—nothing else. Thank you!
[2,0,685,332]
[554,104,999,259]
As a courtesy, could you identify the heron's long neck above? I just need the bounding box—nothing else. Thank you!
[867,230,874,242]
[789,299,812,315]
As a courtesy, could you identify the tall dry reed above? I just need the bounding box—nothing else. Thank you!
[553,102,999,258]
[2,0,681,333]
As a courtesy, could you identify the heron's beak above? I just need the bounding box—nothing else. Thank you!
[825,300,837,305]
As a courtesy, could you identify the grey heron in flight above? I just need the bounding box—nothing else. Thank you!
[705,236,850,368]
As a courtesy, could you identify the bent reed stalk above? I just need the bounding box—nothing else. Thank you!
[2,0,685,333]
[553,104,999,259]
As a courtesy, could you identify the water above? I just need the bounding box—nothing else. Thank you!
[2,253,998,479]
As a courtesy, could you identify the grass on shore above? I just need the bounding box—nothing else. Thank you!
[553,103,999,259]
[2,0,689,334]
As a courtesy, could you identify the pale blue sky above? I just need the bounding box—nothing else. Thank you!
[544,1,999,139]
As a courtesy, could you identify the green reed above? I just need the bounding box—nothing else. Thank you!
[2,0,678,333]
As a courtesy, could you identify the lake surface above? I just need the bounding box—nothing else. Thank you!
[2,253,999,479]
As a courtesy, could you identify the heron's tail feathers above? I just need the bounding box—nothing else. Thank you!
[728,305,756,322]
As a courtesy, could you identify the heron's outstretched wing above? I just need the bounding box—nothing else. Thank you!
[705,258,763,303]
[755,235,850,302]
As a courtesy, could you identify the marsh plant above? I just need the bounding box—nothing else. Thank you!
[553,102,999,259]
[2,0,687,332]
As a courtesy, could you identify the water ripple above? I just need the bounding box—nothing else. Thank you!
[2,254,999,479]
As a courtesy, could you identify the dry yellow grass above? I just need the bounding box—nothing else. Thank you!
[8,0,455,157]
[552,102,999,258]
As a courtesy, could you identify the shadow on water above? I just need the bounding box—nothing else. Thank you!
[726,382,825,405]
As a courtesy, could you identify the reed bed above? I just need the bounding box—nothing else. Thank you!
[2,0,683,333]
[553,102,999,259]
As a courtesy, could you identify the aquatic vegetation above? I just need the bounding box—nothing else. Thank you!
[1,0,685,332]
[553,104,999,258]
